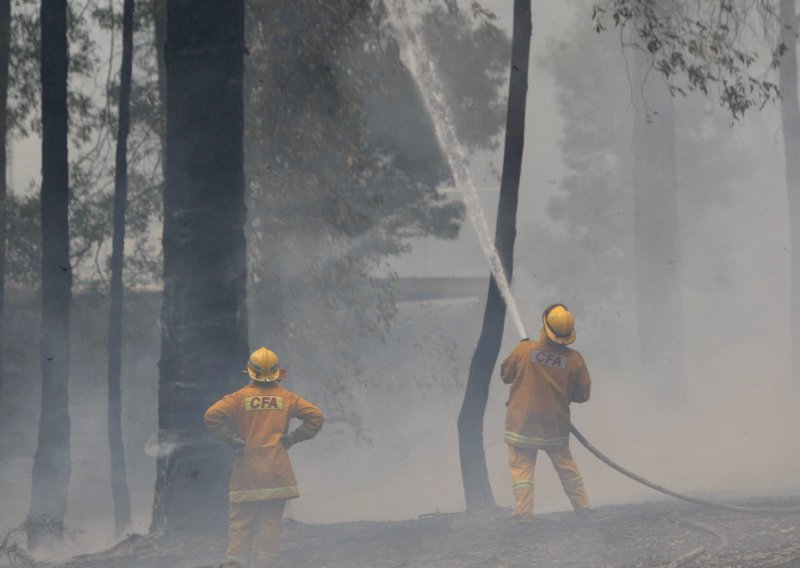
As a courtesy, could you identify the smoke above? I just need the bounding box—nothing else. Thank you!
[2,1,800,564]
[0,290,159,557]
[144,432,182,459]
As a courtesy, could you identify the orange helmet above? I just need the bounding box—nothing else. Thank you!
[542,304,575,345]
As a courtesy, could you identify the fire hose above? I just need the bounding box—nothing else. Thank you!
[571,424,800,566]
[571,424,800,515]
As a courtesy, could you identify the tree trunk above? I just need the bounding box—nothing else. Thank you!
[152,0,166,152]
[631,23,686,403]
[107,0,135,538]
[28,0,71,549]
[0,0,9,410]
[457,0,531,511]
[150,0,249,534]
[779,0,800,395]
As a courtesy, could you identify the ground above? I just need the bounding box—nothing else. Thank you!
[45,499,800,568]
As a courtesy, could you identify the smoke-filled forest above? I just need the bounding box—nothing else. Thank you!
[1,0,800,567]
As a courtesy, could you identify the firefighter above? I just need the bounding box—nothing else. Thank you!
[204,347,324,568]
[501,304,592,522]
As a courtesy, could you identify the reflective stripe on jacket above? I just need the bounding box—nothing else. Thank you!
[204,382,324,503]
[501,329,590,449]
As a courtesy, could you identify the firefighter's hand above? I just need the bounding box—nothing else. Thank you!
[229,436,246,450]
[280,433,296,449]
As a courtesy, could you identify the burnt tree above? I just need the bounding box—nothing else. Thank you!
[150,0,249,533]
[457,0,531,510]
[107,0,135,537]
[28,0,71,548]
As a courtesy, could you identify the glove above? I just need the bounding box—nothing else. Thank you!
[280,433,296,449]
[229,436,246,450]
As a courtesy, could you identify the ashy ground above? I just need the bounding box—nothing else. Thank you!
[48,499,800,568]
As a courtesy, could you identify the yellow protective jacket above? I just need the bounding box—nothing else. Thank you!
[500,329,590,449]
[204,382,324,504]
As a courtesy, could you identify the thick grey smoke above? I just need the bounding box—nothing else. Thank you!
[2,1,799,563]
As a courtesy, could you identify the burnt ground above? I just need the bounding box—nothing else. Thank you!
[49,498,800,568]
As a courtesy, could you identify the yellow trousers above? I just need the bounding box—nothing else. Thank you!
[226,499,287,568]
[508,444,591,520]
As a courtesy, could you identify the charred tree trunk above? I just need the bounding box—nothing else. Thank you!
[28,0,71,549]
[0,0,9,407]
[107,0,135,538]
[631,29,686,403]
[150,0,249,534]
[779,0,800,395]
[457,0,531,511]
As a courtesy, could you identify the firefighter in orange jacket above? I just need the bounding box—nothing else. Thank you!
[501,304,592,522]
[204,347,324,568]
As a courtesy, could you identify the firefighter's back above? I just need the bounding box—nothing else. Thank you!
[222,382,318,502]
[502,333,590,448]
[231,382,295,449]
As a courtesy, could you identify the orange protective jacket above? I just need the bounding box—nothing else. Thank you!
[204,382,324,504]
[501,329,590,449]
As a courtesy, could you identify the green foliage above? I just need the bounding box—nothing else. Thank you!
[5,0,163,289]
[592,0,780,119]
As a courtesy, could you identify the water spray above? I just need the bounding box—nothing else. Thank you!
[384,1,527,340]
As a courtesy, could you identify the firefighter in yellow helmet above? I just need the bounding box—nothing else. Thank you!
[204,347,324,568]
[500,304,592,522]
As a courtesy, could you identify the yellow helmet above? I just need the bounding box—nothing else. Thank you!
[246,347,286,382]
[542,304,575,345]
